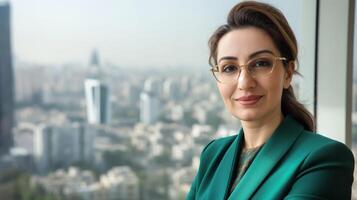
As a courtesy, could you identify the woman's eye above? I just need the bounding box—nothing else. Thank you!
[222,65,238,73]
[254,59,272,67]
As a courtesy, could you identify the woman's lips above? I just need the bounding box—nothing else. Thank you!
[235,95,263,105]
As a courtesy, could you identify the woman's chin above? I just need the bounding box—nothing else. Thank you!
[232,110,262,122]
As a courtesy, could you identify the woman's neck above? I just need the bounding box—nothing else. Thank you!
[241,112,284,149]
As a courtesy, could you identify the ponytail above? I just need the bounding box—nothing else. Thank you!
[282,86,315,131]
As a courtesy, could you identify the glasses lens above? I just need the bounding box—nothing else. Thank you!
[247,57,274,78]
[215,64,240,83]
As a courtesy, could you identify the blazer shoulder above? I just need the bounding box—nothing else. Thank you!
[287,131,354,199]
[298,130,354,171]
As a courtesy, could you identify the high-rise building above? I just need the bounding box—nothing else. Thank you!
[84,50,110,124]
[0,3,14,155]
[140,78,160,124]
[140,92,160,124]
[85,79,110,124]
[34,125,52,173]
[34,123,94,173]
[163,78,181,102]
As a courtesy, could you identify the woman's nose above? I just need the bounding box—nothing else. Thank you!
[237,68,256,90]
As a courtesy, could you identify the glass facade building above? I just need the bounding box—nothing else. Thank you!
[0,3,14,155]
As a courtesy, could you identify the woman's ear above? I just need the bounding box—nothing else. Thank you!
[283,61,294,89]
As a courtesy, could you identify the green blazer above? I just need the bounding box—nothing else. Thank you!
[186,116,354,200]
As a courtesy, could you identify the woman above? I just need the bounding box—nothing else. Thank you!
[186,1,354,200]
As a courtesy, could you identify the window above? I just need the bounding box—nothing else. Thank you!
[1,1,355,199]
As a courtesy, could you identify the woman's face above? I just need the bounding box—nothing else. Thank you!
[216,27,293,123]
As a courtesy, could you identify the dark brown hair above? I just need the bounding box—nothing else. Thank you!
[209,1,315,131]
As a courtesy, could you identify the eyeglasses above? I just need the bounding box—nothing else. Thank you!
[210,55,287,84]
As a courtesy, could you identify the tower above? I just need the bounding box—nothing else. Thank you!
[84,50,110,124]
[0,2,14,155]
[140,79,160,124]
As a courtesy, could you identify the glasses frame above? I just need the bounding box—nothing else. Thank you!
[210,55,287,84]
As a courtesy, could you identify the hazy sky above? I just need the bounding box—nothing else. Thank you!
[7,0,301,68]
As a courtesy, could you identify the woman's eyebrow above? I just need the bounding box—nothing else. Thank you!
[218,49,275,63]
[249,49,274,59]
[218,56,237,63]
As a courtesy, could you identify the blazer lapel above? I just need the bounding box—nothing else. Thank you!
[207,130,244,200]
[228,115,304,199]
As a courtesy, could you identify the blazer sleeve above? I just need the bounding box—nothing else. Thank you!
[186,173,198,200]
[284,141,355,200]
